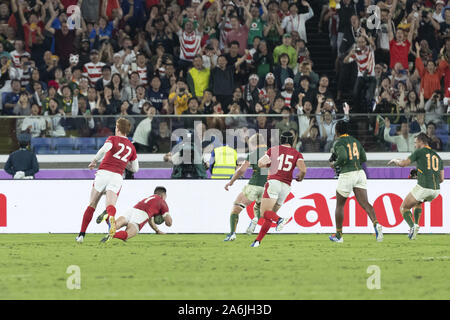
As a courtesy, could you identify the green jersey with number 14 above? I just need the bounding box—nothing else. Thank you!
[331,135,367,174]
[408,147,443,190]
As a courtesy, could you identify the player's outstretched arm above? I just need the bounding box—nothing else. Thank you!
[126,159,139,173]
[258,154,271,168]
[225,160,250,190]
[89,141,113,169]
[440,170,444,183]
[295,159,307,181]
[387,158,411,167]
[148,217,165,234]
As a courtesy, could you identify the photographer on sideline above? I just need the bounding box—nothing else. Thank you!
[4,136,39,179]
[164,129,210,179]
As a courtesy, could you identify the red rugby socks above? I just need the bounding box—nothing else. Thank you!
[114,231,128,241]
[80,206,95,233]
[106,205,116,217]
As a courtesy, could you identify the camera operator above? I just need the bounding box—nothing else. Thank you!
[164,130,210,179]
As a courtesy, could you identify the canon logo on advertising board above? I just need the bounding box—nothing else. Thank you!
[0,193,6,227]
[0,180,447,233]
[246,193,443,228]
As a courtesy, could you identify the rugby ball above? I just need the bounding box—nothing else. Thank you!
[154,215,165,225]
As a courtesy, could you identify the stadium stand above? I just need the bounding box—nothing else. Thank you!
[0,0,448,156]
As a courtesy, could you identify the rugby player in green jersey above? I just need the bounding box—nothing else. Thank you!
[388,132,444,240]
[329,120,383,242]
[223,134,268,241]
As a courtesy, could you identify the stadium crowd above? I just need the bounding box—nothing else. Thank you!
[0,0,448,153]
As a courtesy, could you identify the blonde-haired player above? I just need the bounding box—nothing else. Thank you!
[223,133,267,241]
[76,118,139,243]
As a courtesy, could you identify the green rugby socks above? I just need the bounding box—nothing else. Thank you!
[402,210,414,228]
[230,213,239,234]
[413,207,422,225]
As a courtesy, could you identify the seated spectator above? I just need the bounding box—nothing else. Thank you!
[132,104,157,153]
[152,121,171,153]
[130,85,149,114]
[13,92,31,115]
[300,118,326,152]
[273,53,294,91]
[20,104,46,138]
[70,96,94,137]
[281,77,295,109]
[44,98,66,137]
[2,79,22,115]
[148,76,168,114]
[225,103,248,129]
[316,101,350,152]
[275,106,298,134]
[94,65,113,93]
[425,90,445,124]
[383,117,425,152]
[426,121,443,151]
[183,97,203,129]
[410,109,427,134]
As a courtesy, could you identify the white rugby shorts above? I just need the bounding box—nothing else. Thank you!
[93,169,123,194]
[336,170,367,198]
[263,179,291,205]
[122,208,149,232]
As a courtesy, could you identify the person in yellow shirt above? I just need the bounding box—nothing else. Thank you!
[186,55,210,100]
[168,81,192,115]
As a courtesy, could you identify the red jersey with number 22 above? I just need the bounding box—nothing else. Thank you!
[267,145,303,186]
[98,136,137,175]
[134,194,169,219]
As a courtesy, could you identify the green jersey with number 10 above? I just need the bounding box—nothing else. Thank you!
[408,147,443,190]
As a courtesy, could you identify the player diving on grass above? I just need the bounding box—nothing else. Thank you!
[250,131,307,247]
[97,186,172,242]
[328,120,383,243]
[388,132,444,240]
[223,133,267,241]
[76,118,139,243]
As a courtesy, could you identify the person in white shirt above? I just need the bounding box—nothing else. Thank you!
[130,85,149,114]
[282,1,314,43]
[21,104,46,138]
[132,104,156,152]
[433,0,446,23]
[111,53,129,77]
[383,117,425,152]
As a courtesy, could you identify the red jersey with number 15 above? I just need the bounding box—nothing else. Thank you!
[267,145,303,186]
[134,194,169,219]
[98,136,137,175]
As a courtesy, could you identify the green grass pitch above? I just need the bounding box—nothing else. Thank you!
[1,233,450,300]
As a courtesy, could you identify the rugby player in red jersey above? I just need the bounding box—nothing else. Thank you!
[98,186,172,242]
[76,118,139,243]
[251,131,307,247]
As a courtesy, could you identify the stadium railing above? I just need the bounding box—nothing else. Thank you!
[0,113,449,155]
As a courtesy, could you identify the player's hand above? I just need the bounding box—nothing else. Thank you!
[88,160,97,170]
[295,175,303,182]
[387,159,400,166]
[224,181,233,191]
[156,230,166,234]
[329,161,335,169]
